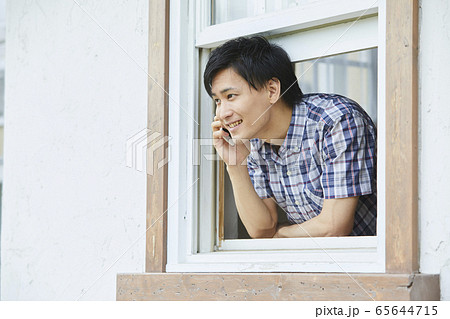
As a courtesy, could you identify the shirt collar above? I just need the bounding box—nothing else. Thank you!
[249,100,305,158]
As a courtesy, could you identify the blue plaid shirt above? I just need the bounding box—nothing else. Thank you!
[247,93,377,236]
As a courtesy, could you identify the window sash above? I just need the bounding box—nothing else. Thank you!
[167,0,386,273]
[196,0,378,48]
[219,236,377,251]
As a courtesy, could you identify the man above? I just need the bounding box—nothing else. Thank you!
[205,36,376,239]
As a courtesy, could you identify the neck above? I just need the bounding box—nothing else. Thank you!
[259,100,293,145]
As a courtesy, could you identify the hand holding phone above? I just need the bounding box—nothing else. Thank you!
[212,115,250,166]
[221,127,235,146]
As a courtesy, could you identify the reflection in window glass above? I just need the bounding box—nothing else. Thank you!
[211,0,319,25]
[295,48,378,124]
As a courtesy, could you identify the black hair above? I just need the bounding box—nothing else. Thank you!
[203,36,303,107]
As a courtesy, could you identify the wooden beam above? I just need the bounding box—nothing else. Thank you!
[385,0,419,273]
[117,273,439,301]
[146,0,170,272]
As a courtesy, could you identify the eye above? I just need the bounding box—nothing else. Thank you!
[227,93,235,99]
[214,98,221,105]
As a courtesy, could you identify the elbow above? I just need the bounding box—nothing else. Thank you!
[324,229,352,237]
[248,224,277,239]
[249,231,275,239]
[322,224,353,237]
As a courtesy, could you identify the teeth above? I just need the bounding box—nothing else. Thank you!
[229,120,242,128]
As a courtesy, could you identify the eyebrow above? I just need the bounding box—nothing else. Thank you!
[211,87,238,96]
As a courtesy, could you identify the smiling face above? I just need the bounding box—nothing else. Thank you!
[211,68,274,140]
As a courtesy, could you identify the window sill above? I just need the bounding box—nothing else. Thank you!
[116,272,439,300]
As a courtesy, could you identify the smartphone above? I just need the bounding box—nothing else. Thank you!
[221,127,235,146]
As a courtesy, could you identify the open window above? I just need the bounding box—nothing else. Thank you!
[166,0,385,273]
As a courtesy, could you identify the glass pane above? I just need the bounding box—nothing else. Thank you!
[295,48,378,124]
[211,0,320,25]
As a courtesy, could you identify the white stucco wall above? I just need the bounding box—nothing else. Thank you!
[418,0,450,300]
[1,0,148,300]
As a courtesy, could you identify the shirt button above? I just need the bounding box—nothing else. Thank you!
[287,171,291,176]
[295,200,300,205]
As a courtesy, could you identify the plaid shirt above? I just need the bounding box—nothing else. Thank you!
[247,93,377,236]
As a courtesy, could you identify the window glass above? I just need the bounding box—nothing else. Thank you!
[211,0,320,25]
[295,48,378,124]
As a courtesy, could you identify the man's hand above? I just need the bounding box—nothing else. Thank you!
[211,115,250,166]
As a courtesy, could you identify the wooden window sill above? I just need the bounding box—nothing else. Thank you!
[116,272,439,301]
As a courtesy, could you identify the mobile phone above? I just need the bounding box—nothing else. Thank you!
[221,127,235,146]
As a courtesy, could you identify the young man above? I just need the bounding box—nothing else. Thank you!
[205,36,376,239]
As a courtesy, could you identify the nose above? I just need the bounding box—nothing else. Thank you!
[216,101,234,122]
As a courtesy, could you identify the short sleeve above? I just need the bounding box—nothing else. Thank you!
[321,113,376,199]
[246,153,274,199]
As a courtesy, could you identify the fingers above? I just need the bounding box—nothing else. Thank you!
[212,127,228,141]
[211,116,229,139]
[211,115,222,129]
[211,120,222,132]
[212,116,233,147]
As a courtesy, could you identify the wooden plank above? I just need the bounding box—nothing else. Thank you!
[146,0,170,272]
[117,273,439,301]
[385,0,419,273]
[410,274,441,301]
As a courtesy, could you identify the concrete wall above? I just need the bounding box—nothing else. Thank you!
[1,0,148,300]
[418,0,450,300]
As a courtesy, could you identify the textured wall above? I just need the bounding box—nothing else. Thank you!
[418,0,450,300]
[1,0,148,300]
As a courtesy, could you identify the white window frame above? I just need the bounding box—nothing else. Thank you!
[167,0,386,273]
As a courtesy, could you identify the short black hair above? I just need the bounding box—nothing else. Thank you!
[203,36,303,107]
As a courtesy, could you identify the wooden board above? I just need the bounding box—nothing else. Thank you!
[385,0,419,273]
[146,0,170,272]
[117,272,439,301]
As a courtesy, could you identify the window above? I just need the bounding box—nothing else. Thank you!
[166,0,385,273]
[118,0,440,301]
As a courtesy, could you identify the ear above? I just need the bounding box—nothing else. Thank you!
[266,78,281,104]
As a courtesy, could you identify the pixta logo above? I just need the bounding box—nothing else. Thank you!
[126,128,171,175]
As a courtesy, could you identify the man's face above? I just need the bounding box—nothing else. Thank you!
[211,68,272,140]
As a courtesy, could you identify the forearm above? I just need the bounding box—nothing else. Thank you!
[274,215,330,238]
[227,165,277,238]
[274,214,353,238]
[274,197,358,238]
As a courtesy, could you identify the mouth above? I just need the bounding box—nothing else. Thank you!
[227,119,243,132]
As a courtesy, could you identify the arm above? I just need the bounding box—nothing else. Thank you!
[273,196,359,238]
[275,111,376,238]
[227,165,278,238]
[211,117,278,238]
